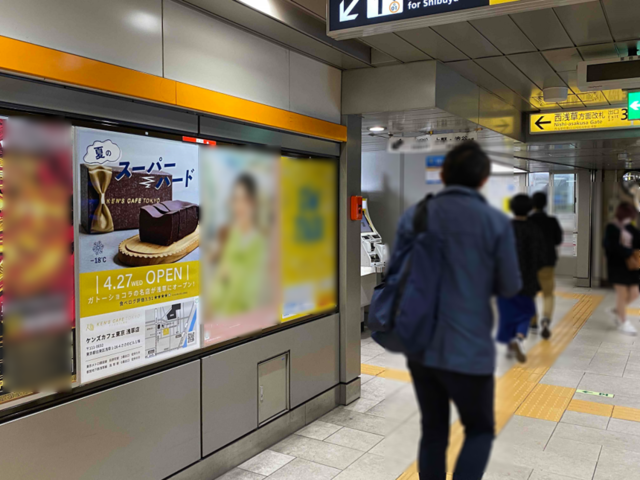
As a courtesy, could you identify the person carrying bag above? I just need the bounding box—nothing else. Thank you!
[368,141,521,480]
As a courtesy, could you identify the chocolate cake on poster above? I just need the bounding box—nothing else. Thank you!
[76,128,200,272]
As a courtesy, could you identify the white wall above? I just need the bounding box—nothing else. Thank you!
[362,151,403,248]
[0,0,163,76]
[163,0,290,110]
[362,151,444,249]
[0,0,342,123]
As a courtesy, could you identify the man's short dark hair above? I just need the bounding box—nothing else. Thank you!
[532,192,547,210]
[510,194,533,217]
[441,141,491,188]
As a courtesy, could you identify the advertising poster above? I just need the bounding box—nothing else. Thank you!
[281,157,337,321]
[2,118,75,405]
[200,147,279,346]
[426,155,444,185]
[75,128,200,383]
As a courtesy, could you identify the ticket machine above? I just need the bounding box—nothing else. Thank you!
[360,200,388,323]
[360,201,388,273]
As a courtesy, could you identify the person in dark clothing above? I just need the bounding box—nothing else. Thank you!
[603,201,640,335]
[529,192,563,339]
[497,194,544,363]
[393,141,521,480]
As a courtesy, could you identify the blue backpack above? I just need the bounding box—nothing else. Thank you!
[367,195,444,357]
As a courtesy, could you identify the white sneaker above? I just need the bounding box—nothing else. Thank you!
[611,308,623,327]
[619,321,638,336]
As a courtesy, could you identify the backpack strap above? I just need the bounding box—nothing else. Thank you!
[412,194,433,234]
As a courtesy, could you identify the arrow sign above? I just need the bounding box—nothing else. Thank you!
[535,116,552,130]
[631,101,640,111]
[340,0,359,22]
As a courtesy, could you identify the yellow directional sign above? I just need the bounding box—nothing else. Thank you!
[530,107,640,134]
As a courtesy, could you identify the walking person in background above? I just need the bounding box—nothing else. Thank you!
[603,201,640,335]
[497,194,545,363]
[393,142,521,480]
[529,192,563,339]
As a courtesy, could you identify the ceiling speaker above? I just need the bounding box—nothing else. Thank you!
[543,87,569,103]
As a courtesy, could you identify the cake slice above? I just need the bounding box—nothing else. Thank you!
[139,200,199,246]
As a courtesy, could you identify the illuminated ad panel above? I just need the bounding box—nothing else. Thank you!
[199,147,280,346]
[281,157,337,322]
[2,118,75,405]
[75,128,200,384]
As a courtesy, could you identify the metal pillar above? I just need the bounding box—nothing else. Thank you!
[338,114,362,405]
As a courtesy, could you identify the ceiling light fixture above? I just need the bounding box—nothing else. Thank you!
[369,126,385,133]
[237,0,275,15]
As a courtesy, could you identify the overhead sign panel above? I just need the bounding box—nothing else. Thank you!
[628,91,640,121]
[328,0,519,38]
[529,107,640,135]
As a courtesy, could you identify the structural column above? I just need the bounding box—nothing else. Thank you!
[576,169,593,287]
[338,114,362,405]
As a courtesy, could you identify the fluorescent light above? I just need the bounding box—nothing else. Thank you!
[369,126,385,132]
[491,163,527,174]
[491,163,513,174]
[238,0,275,15]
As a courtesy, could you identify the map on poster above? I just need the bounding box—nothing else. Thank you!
[75,128,201,383]
[81,299,198,382]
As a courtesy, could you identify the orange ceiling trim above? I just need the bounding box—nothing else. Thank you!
[0,35,176,104]
[0,35,346,142]
[176,83,347,143]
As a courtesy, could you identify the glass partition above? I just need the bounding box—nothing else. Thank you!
[527,172,577,257]
[1,121,339,411]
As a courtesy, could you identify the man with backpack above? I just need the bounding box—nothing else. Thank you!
[381,141,521,480]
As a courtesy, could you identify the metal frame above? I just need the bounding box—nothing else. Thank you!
[0,76,344,423]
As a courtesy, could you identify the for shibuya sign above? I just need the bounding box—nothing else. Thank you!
[328,0,520,38]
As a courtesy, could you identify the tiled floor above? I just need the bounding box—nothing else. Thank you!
[216,281,640,480]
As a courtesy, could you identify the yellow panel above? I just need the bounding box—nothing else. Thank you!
[79,262,199,318]
[567,399,613,417]
[490,0,519,4]
[176,83,347,142]
[530,108,639,135]
[613,406,640,422]
[0,35,176,104]
[281,157,337,322]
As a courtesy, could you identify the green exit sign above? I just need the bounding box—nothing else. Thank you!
[629,91,640,120]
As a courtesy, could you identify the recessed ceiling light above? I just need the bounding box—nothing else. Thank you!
[369,126,385,132]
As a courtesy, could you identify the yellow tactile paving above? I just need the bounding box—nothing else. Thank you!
[378,368,412,383]
[555,292,584,300]
[627,308,640,317]
[612,406,640,422]
[515,385,574,422]
[361,364,386,376]
[365,292,604,478]
[391,292,603,478]
[567,399,614,417]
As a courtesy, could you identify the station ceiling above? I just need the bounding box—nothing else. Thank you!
[293,0,638,113]
[205,0,640,170]
[360,108,640,172]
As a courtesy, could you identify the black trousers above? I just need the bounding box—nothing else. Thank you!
[408,362,495,480]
